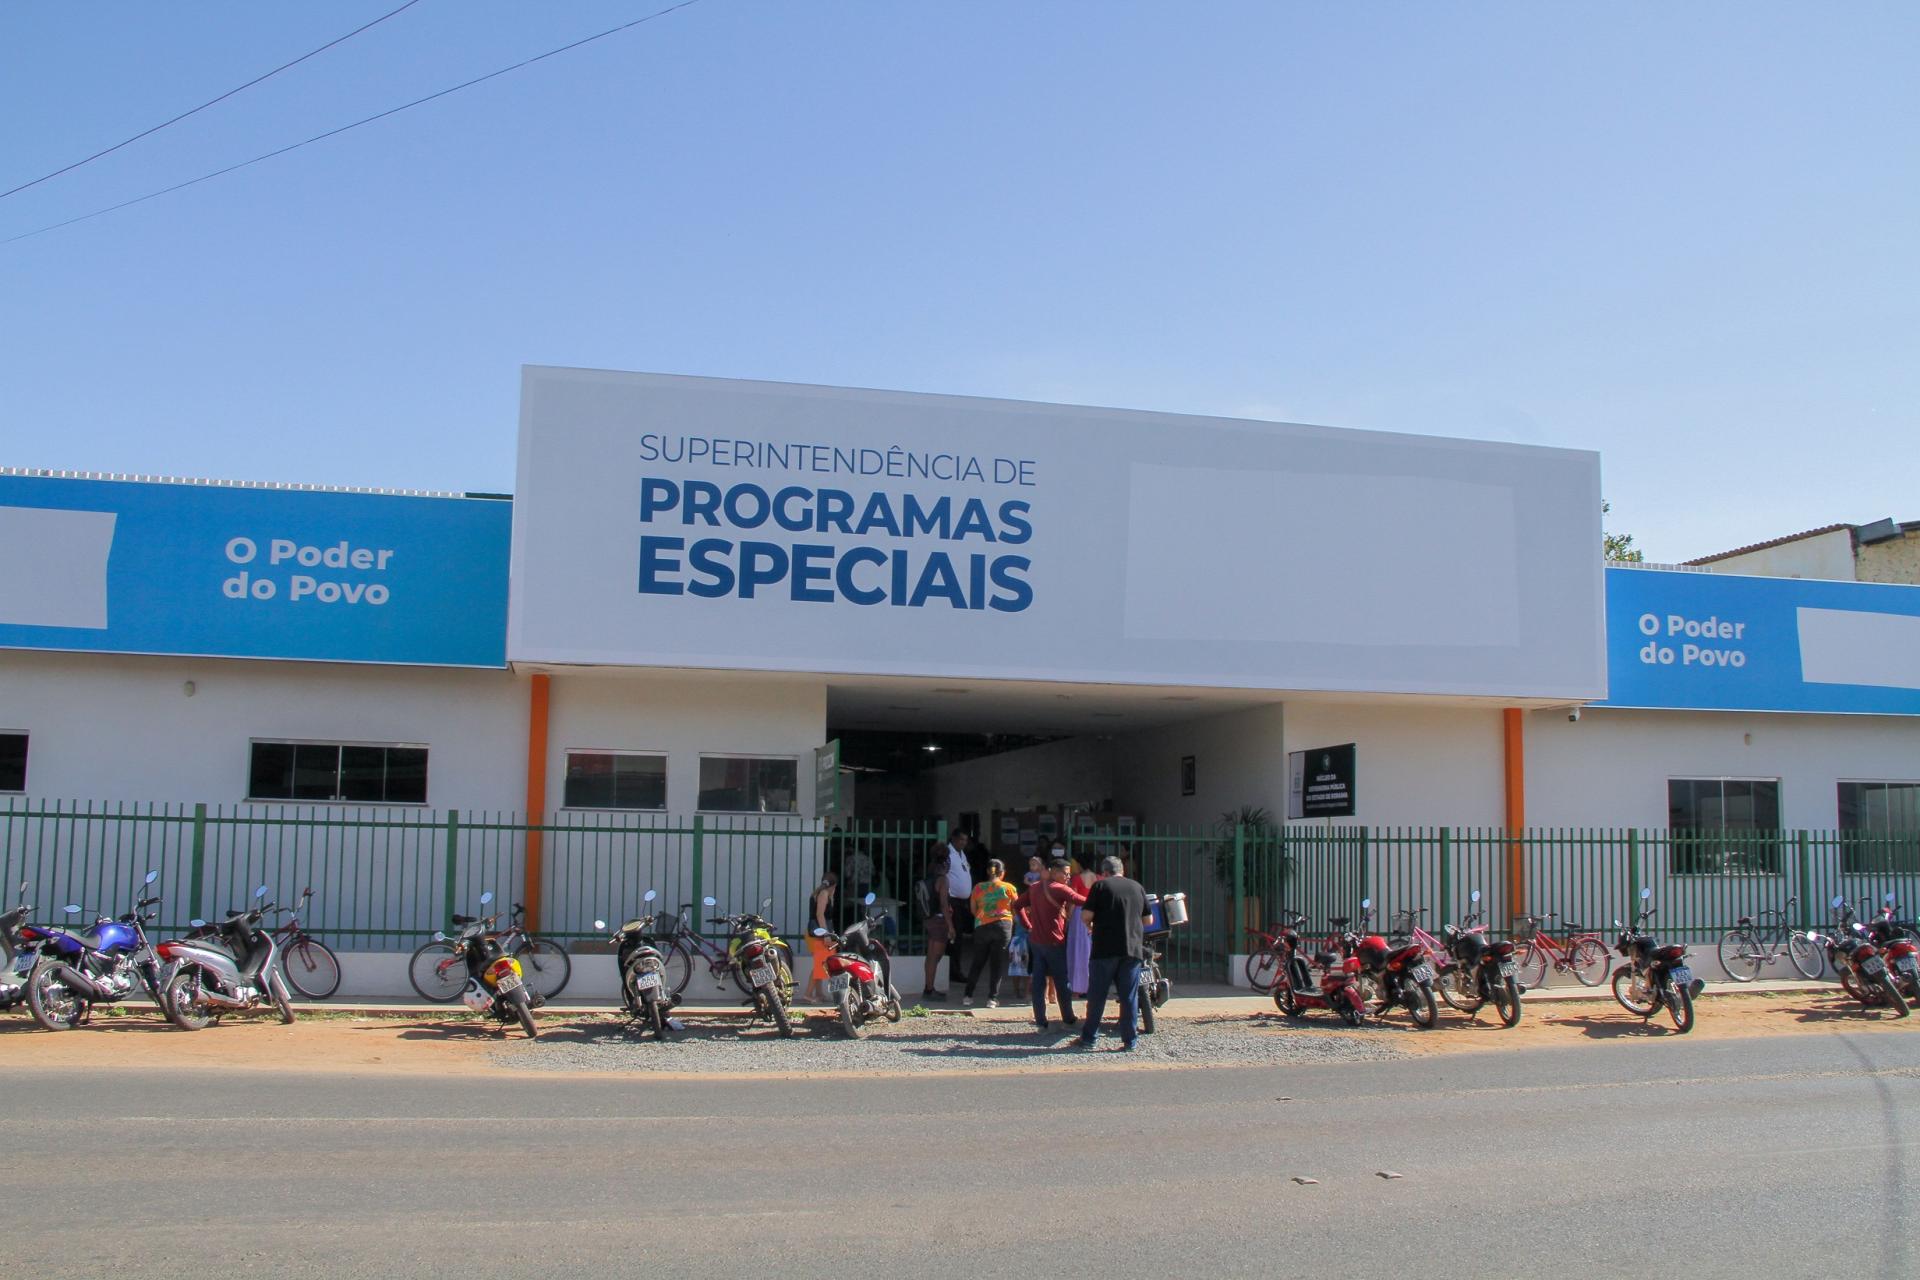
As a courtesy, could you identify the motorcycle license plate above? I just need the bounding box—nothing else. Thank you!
[1668,966,1693,987]
[829,973,850,994]
[1498,961,1516,977]
[630,971,662,992]
[748,964,775,987]
[1898,959,1918,975]
[493,973,523,994]
[1863,957,1886,976]
[1412,963,1436,984]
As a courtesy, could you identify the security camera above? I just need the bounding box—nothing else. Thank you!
[1567,707,1582,723]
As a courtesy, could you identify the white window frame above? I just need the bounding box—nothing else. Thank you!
[0,729,26,794]
[695,752,800,815]
[246,738,431,806]
[560,747,670,812]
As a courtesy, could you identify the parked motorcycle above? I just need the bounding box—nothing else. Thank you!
[595,889,678,1038]
[811,891,902,1038]
[1347,898,1439,1028]
[434,891,542,1037]
[1270,909,1370,1026]
[1864,893,1920,1006]
[22,869,167,1030]
[1439,889,1524,1026]
[154,885,296,1030]
[1809,896,1910,1018]
[710,896,795,1037]
[1610,887,1704,1032]
[0,881,37,1013]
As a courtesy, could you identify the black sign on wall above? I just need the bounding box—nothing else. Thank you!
[1297,743,1357,819]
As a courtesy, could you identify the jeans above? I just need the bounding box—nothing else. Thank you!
[964,919,1013,1000]
[1079,955,1142,1048]
[1028,943,1072,1025]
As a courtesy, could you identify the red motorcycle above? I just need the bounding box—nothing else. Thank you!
[1866,893,1920,1005]
[811,892,902,1039]
[1269,909,1370,1026]
[1347,898,1439,1029]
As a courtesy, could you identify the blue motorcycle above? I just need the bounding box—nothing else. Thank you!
[24,870,166,1030]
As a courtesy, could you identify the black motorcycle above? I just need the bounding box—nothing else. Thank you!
[155,885,296,1030]
[810,891,902,1039]
[596,888,678,1038]
[1610,887,1703,1033]
[434,891,543,1038]
[0,880,37,1014]
[1439,889,1524,1027]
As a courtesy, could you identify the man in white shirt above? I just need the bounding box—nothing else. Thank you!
[943,829,975,991]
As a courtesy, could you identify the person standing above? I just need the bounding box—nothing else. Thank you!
[916,848,954,1001]
[802,869,838,1005]
[942,829,975,990]
[1073,855,1152,1052]
[1065,852,1096,1000]
[1016,855,1086,1031]
[840,842,875,927]
[962,859,1019,1007]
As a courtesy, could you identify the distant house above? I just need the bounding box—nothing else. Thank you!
[1687,518,1920,584]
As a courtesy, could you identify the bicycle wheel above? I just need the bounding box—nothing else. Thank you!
[659,940,694,998]
[1717,929,1764,983]
[280,935,341,1000]
[1244,948,1282,994]
[1787,933,1824,980]
[1568,937,1611,987]
[514,937,571,1000]
[1513,941,1550,990]
[407,941,465,1003]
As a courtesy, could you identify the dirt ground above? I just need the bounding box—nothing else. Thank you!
[1,990,1913,1079]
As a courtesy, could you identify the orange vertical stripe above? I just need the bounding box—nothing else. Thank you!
[1503,707,1525,918]
[523,673,551,931]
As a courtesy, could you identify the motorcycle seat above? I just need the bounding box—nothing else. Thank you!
[451,914,475,926]
[1328,916,1350,928]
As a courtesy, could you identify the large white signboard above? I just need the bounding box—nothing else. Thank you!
[510,368,1605,699]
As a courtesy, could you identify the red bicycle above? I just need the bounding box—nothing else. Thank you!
[272,887,341,1000]
[1511,912,1610,988]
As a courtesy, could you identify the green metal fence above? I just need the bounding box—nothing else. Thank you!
[3,799,1915,971]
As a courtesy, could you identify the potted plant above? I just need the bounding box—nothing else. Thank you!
[1211,805,1290,933]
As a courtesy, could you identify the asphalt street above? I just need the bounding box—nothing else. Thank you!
[3,1030,1915,1279]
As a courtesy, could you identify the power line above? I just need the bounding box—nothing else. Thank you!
[1,0,427,202]
[3,0,709,246]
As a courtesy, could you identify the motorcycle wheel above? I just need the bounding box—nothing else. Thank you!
[645,995,668,1040]
[1667,983,1695,1033]
[1494,976,1523,1028]
[1611,966,1656,1015]
[769,990,794,1038]
[163,966,216,1031]
[837,988,861,1039]
[1337,992,1364,1027]
[26,964,85,1031]
[1438,968,1484,1014]
[509,987,538,1038]
[1875,977,1911,1019]
[268,971,296,1025]
[884,986,903,1023]
[731,940,797,998]
[1405,980,1438,1030]
[1273,979,1301,1018]
[1140,990,1157,1035]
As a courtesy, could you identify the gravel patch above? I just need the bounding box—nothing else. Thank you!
[488,1010,1407,1075]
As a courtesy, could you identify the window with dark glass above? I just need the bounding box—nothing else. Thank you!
[0,734,26,792]
[1667,778,1782,874]
[563,752,667,810]
[1839,781,1920,873]
[697,756,798,813]
[247,741,428,803]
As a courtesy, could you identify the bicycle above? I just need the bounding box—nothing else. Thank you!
[1717,896,1823,982]
[408,901,571,1002]
[1510,912,1610,988]
[1386,906,1471,1011]
[655,897,796,1000]
[1243,910,1309,994]
[271,887,341,1000]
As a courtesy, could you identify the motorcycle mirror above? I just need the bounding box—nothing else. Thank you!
[63,904,81,914]
[1612,918,1621,928]
[761,897,773,911]
[864,891,877,906]
[432,931,448,942]
[1831,894,1846,910]
[190,918,206,928]
[702,895,717,907]
[255,885,269,899]
[593,919,607,931]
[144,870,159,885]
[811,927,828,937]
[1361,897,1372,910]
[1639,887,1652,900]
[1887,893,1898,906]
[1470,890,1482,903]
[480,891,494,906]
[643,889,657,903]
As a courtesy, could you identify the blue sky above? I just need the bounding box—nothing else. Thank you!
[2,2,1914,562]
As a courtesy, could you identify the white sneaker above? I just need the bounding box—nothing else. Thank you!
[962,996,974,1007]
[985,999,999,1009]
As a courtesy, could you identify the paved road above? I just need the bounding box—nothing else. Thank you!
[4,1031,1915,1279]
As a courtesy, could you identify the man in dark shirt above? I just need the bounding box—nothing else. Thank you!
[1073,855,1152,1051]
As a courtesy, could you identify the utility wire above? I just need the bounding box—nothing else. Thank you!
[3,0,708,246]
[1,0,426,202]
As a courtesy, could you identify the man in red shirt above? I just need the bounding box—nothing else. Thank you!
[1016,856,1087,1031]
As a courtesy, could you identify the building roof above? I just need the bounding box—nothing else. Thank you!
[1685,524,1852,565]
[0,466,502,501]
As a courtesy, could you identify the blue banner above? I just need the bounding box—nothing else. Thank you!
[1599,567,1920,715]
[0,476,510,667]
